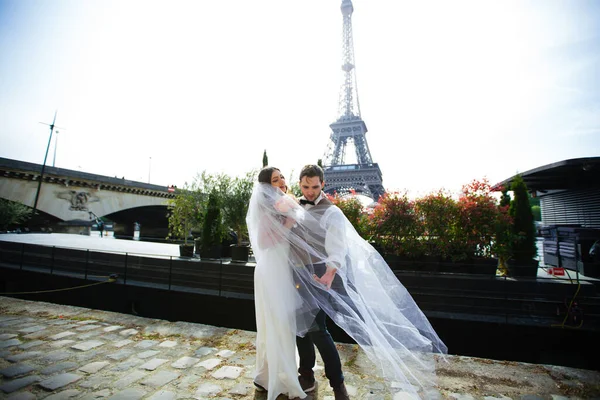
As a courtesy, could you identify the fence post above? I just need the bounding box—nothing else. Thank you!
[20,243,24,270]
[124,253,128,285]
[50,246,55,275]
[219,259,223,297]
[503,273,508,325]
[85,249,89,280]
[168,256,173,291]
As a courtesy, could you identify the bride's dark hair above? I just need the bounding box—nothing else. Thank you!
[258,166,280,184]
[257,166,287,223]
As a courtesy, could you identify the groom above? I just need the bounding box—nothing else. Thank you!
[296,164,350,400]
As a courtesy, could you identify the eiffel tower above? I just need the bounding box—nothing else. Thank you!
[323,0,385,201]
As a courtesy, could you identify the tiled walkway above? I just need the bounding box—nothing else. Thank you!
[1,297,599,399]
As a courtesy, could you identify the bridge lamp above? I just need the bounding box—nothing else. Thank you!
[33,111,62,217]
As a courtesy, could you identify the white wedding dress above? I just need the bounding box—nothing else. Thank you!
[254,241,306,400]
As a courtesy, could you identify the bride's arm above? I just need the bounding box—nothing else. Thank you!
[257,215,295,249]
[256,194,303,249]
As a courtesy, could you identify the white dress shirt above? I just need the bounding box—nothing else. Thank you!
[300,192,348,271]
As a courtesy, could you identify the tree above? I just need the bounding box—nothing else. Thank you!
[0,199,32,231]
[224,171,256,245]
[201,190,225,253]
[262,150,268,167]
[500,189,511,208]
[527,192,541,221]
[509,175,537,263]
[166,171,231,245]
[495,188,513,275]
[166,184,201,245]
[317,159,323,168]
[531,206,541,221]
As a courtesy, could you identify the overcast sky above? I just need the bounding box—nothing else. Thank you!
[1,0,598,197]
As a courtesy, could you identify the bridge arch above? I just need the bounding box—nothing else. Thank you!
[1,157,175,238]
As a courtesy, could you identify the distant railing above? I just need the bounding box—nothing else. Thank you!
[0,241,253,299]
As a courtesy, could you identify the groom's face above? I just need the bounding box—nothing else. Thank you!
[300,176,325,202]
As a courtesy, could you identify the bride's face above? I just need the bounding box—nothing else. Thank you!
[270,170,287,193]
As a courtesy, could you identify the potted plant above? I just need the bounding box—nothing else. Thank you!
[506,175,539,277]
[168,171,232,258]
[456,178,501,275]
[201,189,227,259]
[192,171,233,258]
[167,184,200,257]
[414,190,460,272]
[224,172,255,262]
[369,191,425,270]
[494,188,513,276]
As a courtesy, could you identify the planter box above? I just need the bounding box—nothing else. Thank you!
[468,257,498,275]
[385,254,497,276]
[384,254,419,271]
[231,245,249,263]
[194,239,202,256]
[384,255,439,273]
[201,245,222,260]
[438,258,497,275]
[439,260,470,274]
[506,259,539,278]
[578,261,600,278]
[179,244,194,258]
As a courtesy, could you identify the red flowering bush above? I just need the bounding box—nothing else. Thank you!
[414,190,461,260]
[456,179,499,259]
[456,178,514,261]
[368,192,424,258]
[327,191,368,237]
[327,179,513,269]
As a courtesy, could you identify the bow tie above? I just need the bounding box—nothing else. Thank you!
[299,199,316,206]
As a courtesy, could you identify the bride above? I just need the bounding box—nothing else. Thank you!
[247,165,447,400]
[247,166,308,400]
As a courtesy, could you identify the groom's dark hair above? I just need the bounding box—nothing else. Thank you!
[299,164,324,183]
[258,166,280,184]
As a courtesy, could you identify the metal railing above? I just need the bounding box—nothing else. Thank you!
[0,241,253,299]
[1,240,599,330]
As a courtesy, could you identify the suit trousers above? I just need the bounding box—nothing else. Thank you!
[296,263,344,388]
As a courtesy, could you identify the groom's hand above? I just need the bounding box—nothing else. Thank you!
[283,216,295,229]
[313,265,337,290]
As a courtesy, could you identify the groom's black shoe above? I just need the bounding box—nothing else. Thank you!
[333,383,350,400]
[253,382,267,392]
[298,375,316,392]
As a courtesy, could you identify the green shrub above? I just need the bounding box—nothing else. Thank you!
[0,199,32,231]
[509,175,537,262]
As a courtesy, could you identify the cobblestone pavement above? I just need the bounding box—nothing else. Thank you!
[0,296,599,400]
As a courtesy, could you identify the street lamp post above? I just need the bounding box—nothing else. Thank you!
[32,111,60,217]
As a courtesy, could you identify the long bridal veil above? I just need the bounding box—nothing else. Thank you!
[247,183,447,398]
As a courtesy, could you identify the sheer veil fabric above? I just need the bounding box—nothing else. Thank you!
[247,183,447,399]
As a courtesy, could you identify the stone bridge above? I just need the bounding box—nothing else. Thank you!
[0,157,175,238]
